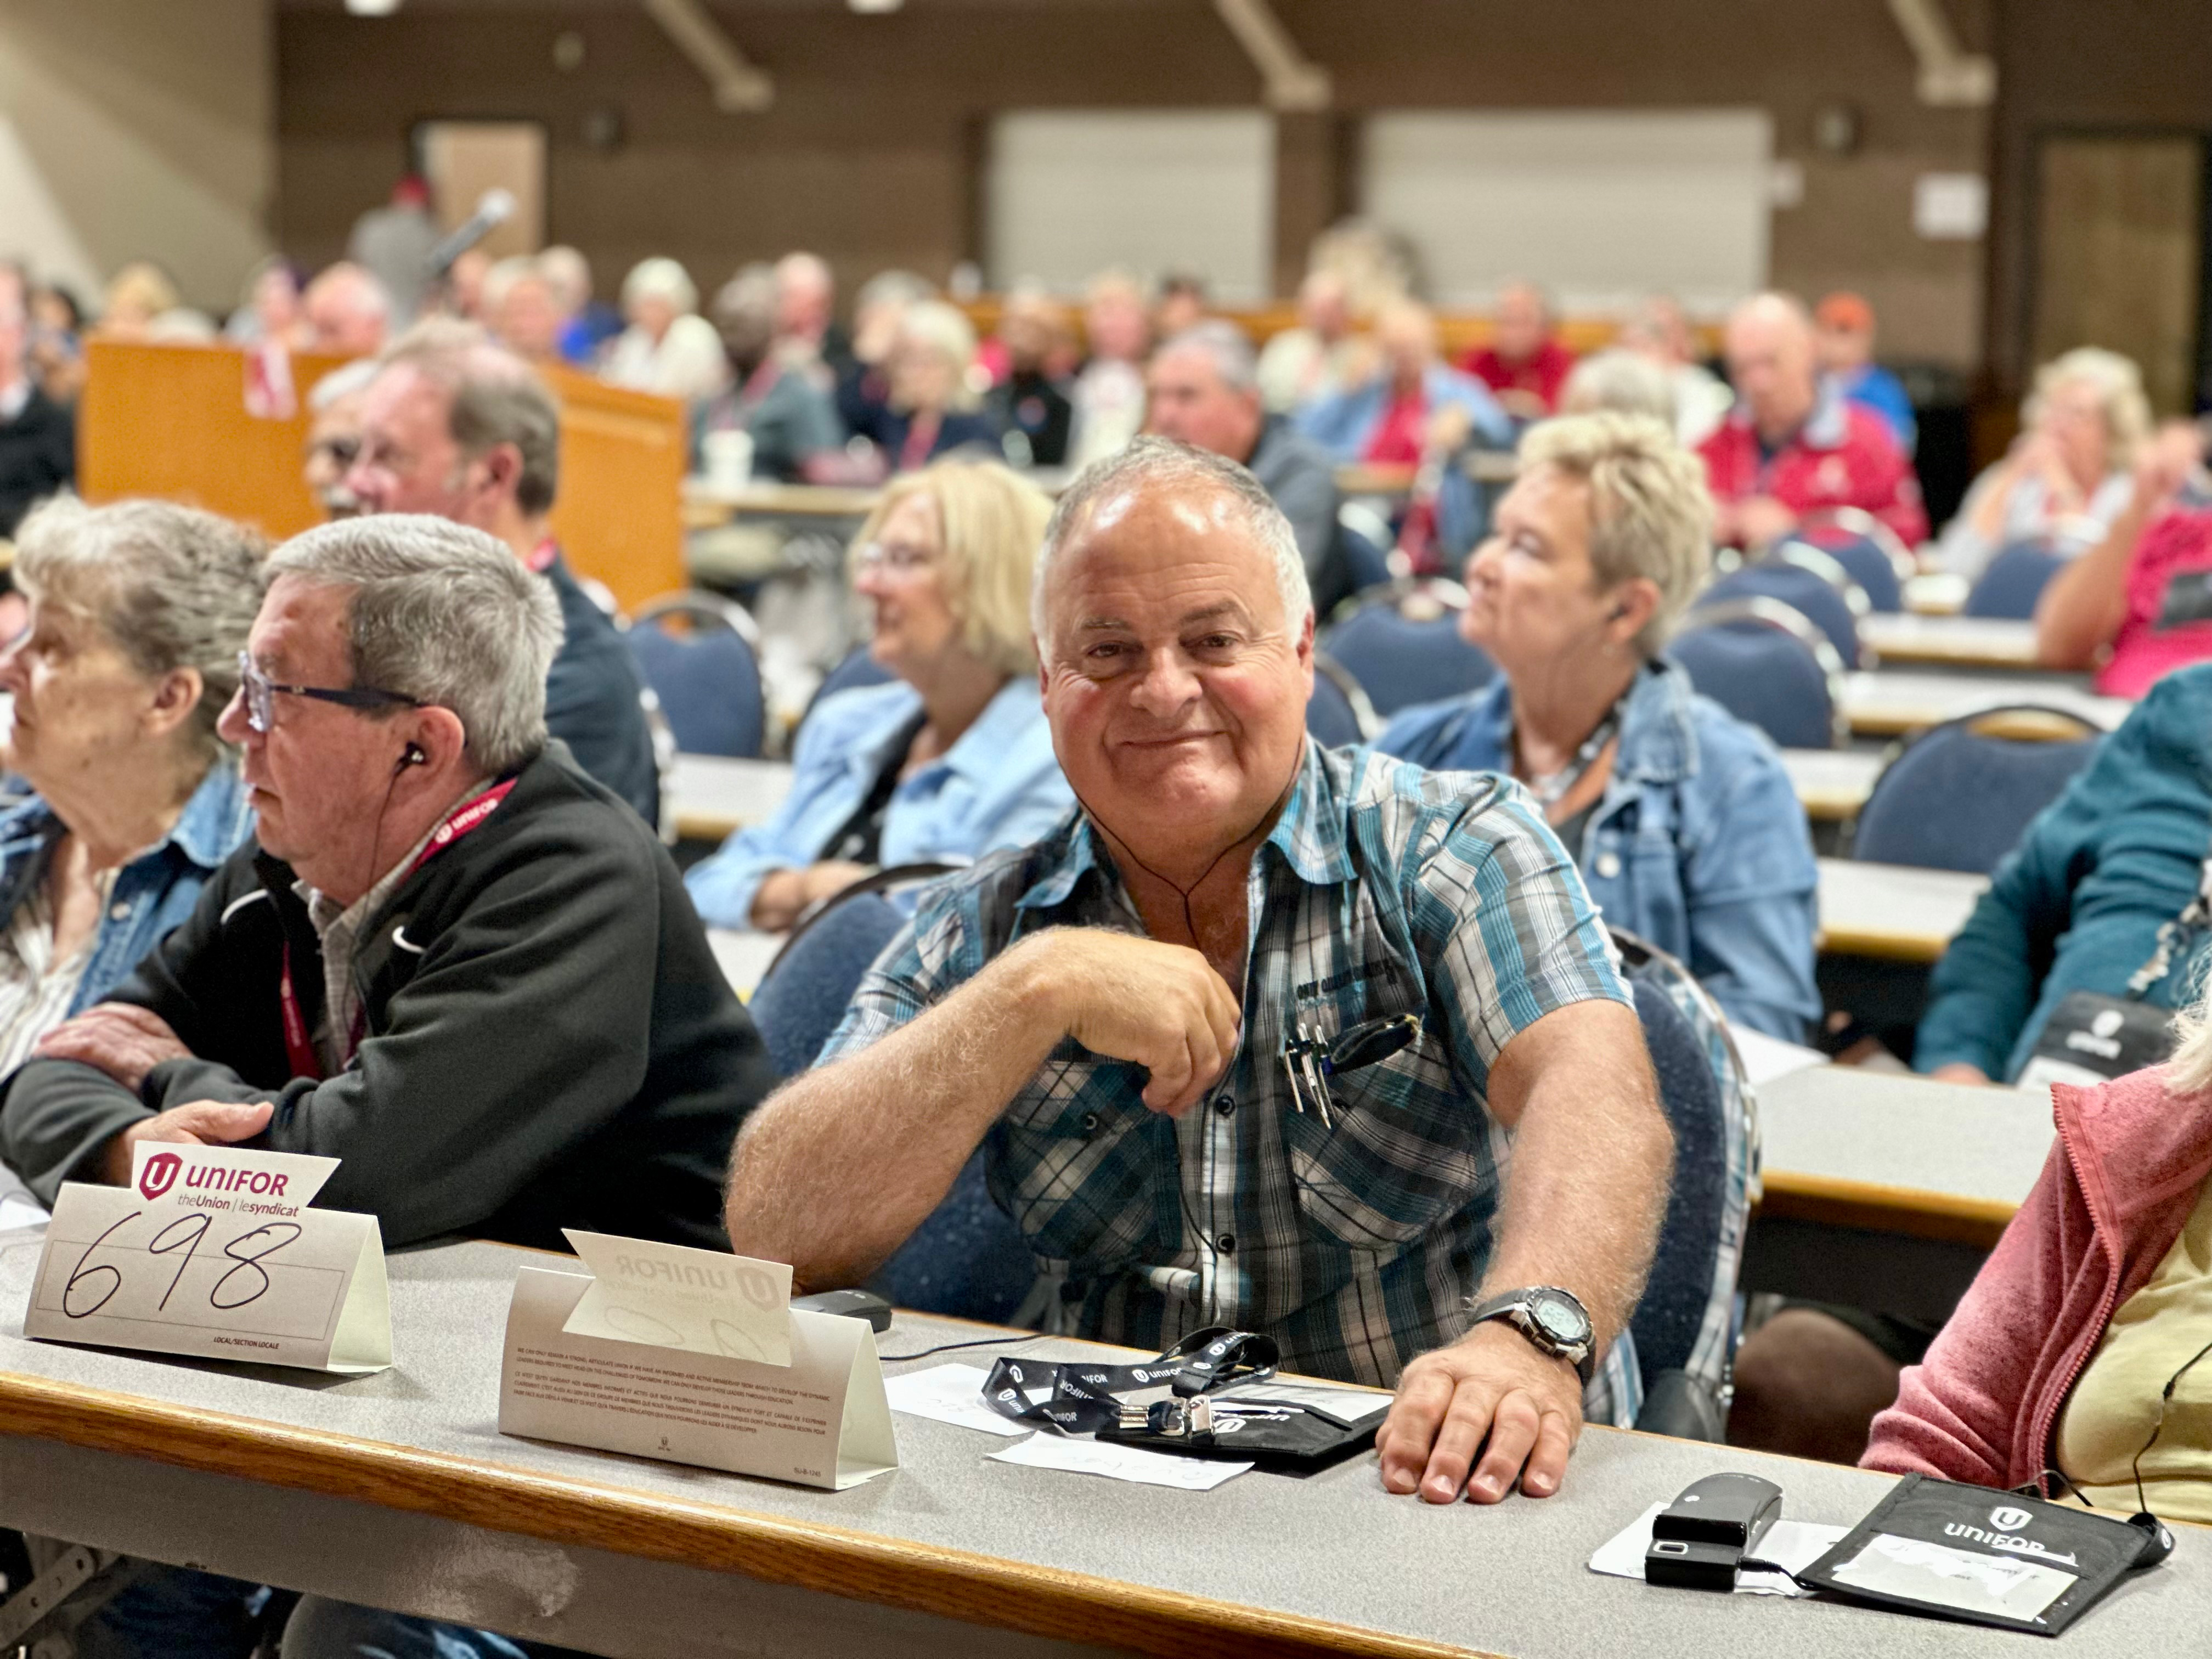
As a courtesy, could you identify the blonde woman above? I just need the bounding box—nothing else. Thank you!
[686,458,1072,930]
[1379,411,1818,1040]
[1937,347,2152,580]
[1865,983,2212,1522]
[849,298,999,472]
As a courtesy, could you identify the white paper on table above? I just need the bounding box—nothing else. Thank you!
[1218,1378,1391,1425]
[22,1143,388,1373]
[990,1430,1253,1491]
[559,1228,792,1365]
[1728,1027,1831,1087]
[500,1265,896,1490]
[1588,1501,1847,1597]
[884,1363,1028,1436]
[1829,1532,2076,1621]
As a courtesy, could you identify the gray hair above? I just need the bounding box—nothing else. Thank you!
[266,515,562,777]
[622,257,698,316]
[14,498,269,763]
[377,321,562,515]
[1157,321,1259,396]
[1560,349,1678,426]
[1031,436,1310,654]
[712,263,779,334]
[308,357,379,414]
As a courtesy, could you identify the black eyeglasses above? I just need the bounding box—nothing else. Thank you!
[236,652,421,735]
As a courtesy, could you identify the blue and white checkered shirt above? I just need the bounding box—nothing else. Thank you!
[820,741,1643,1423]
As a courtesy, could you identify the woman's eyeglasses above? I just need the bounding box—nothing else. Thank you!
[235,652,422,735]
[853,541,935,578]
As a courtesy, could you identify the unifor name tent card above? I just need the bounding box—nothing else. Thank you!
[498,1229,898,1491]
[23,1142,391,1373]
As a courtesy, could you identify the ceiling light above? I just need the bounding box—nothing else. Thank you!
[346,0,403,15]
[849,0,905,13]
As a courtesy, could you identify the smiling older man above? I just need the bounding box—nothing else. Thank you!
[725,436,1671,1506]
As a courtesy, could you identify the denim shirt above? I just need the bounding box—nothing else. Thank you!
[685,677,1074,929]
[0,759,256,1014]
[1377,657,1821,1041]
[1292,366,1511,464]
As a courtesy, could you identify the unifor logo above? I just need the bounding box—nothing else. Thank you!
[1990,1506,2034,1532]
[138,1150,183,1200]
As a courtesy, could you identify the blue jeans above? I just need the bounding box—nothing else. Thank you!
[280,1598,532,1659]
[73,1565,264,1659]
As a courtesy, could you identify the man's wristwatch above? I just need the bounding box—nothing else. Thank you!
[1468,1286,1596,1385]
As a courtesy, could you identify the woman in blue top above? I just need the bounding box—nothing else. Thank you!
[0,499,263,1204]
[688,457,1073,931]
[1378,412,1819,1041]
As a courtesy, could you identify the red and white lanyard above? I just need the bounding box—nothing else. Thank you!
[524,538,558,574]
[277,779,519,1080]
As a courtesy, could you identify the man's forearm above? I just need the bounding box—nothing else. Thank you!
[2036,495,2148,668]
[0,1059,151,1204]
[724,946,1068,1288]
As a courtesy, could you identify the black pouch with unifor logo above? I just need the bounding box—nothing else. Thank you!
[1797,1475,2168,1636]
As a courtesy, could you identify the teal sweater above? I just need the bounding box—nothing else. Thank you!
[1916,665,2212,1081]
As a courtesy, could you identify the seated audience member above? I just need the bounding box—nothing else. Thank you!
[774,250,853,382]
[0,515,775,1659]
[2034,419,2212,698]
[1463,281,1575,421]
[98,261,214,343]
[848,300,998,473]
[1380,414,1818,1042]
[1937,348,2148,581]
[1557,349,1679,426]
[1815,291,1915,455]
[1862,995,2212,1520]
[725,436,1673,1505]
[347,324,660,825]
[693,266,843,483]
[602,257,728,402]
[442,247,491,324]
[687,458,1070,930]
[27,281,87,407]
[301,359,379,520]
[223,257,304,347]
[984,289,1074,467]
[1147,320,1352,618]
[1620,295,1733,447]
[1153,271,1210,340]
[1256,268,1360,415]
[301,262,392,360]
[835,268,933,434]
[1699,292,1928,551]
[1297,297,1510,467]
[0,289,74,537]
[0,501,262,1089]
[1731,663,2212,1462]
[541,244,622,367]
[486,257,566,365]
[1066,269,1152,470]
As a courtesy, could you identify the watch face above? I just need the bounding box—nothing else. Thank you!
[1531,1291,1590,1346]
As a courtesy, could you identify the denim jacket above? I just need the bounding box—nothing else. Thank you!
[0,760,256,1013]
[1292,366,1511,464]
[1377,657,1821,1041]
[685,677,1074,929]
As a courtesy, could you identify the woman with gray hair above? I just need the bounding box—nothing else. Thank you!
[848,298,999,473]
[1378,411,1818,1040]
[602,256,727,400]
[0,499,264,1085]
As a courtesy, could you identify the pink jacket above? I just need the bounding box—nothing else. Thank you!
[1862,1068,2212,1493]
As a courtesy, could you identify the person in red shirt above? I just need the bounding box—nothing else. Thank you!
[1462,281,1575,420]
[1698,292,1928,550]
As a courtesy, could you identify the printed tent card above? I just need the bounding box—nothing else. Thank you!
[498,1229,897,1491]
[22,1142,390,1373]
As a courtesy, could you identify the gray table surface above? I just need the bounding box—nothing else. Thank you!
[1758,1066,2057,1210]
[3,1235,2204,1657]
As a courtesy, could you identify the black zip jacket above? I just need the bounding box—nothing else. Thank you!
[0,745,774,1250]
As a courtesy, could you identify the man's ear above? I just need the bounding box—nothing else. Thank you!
[405,706,471,776]
[473,441,524,500]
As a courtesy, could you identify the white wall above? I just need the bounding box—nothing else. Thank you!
[986,110,1274,302]
[1360,109,1774,315]
[0,0,273,312]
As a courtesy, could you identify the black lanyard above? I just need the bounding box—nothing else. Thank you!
[982,1327,1280,1435]
[2126,834,2212,997]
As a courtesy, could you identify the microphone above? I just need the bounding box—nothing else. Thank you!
[424,188,516,279]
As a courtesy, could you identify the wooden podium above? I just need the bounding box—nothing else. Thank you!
[77,339,687,614]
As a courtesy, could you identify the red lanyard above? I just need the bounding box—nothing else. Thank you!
[276,779,519,1080]
[525,538,558,574]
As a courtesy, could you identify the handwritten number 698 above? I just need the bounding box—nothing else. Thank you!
[210,1223,303,1310]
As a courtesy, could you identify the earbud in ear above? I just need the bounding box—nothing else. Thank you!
[398,742,426,771]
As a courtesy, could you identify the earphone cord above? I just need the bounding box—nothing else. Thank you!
[1066,775,1294,957]
[2131,1334,2212,1520]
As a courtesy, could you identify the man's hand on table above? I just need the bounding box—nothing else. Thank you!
[1008,930,1241,1115]
[98,1099,275,1184]
[1928,1062,1993,1087]
[34,1002,190,1091]
[1376,1319,1584,1504]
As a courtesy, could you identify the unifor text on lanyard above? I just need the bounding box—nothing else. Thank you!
[276,780,519,1081]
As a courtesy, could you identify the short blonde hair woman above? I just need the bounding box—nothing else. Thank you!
[687,457,1072,932]
[849,300,1002,473]
[1379,411,1818,1040]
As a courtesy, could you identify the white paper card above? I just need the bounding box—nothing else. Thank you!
[884,1363,1029,1436]
[990,1430,1252,1491]
[1220,1379,1391,1425]
[22,1144,388,1373]
[1830,1532,2075,1621]
[1588,1501,1846,1598]
[499,1265,896,1490]
[559,1228,792,1366]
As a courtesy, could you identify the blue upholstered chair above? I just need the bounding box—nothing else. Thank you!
[1308,653,1379,747]
[1334,504,1397,603]
[1790,508,1915,614]
[1666,597,1849,751]
[1319,580,1497,718]
[798,644,898,737]
[1964,541,2068,620]
[1704,546,1869,669]
[1851,708,2102,874]
[625,591,767,759]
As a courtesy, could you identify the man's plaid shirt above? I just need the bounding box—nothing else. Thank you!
[820,741,1643,1423]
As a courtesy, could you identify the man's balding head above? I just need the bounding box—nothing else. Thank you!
[304,263,392,360]
[1724,292,1819,443]
[775,251,834,342]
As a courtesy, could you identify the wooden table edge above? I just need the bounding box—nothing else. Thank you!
[1756,1170,2018,1248]
[0,1368,1487,1659]
[1812,927,1945,964]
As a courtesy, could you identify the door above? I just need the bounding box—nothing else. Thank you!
[414,120,546,259]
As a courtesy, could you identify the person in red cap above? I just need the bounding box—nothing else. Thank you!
[1462,281,1576,421]
[1816,290,1916,454]
[1699,292,1928,550]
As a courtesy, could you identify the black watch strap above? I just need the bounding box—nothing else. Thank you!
[1469,1288,1596,1386]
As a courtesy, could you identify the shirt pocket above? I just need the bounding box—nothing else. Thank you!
[990,1040,1177,1272]
[1282,1024,1491,1255]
